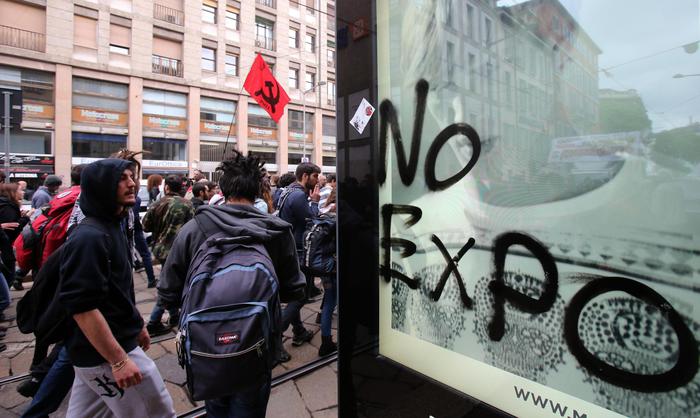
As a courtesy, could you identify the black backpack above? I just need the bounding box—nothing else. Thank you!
[17,218,110,347]
[177,215,282,401]
[301,214,336,276]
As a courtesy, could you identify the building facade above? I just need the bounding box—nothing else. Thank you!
[0,0,336,183]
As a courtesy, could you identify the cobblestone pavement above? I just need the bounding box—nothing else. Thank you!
[0,266,337,417]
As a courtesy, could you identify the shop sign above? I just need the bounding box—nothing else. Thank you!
[200,120,234,135]
[248,127,277,140]
[142,160,189,168]
[143,115,186,131]
[72,108,127,126]
[288,131,312,141]
[22,101,54,120]
[0,154,54,166]
[72,157,100,165]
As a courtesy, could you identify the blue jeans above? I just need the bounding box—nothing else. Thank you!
[149,298,179,326]
[320,276,337,337]
[134,229,156,285]
[205,374,271,418]
[0,272,9,313]
[281,251,307,336]
[21,346,74,418]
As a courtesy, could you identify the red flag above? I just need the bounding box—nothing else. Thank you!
[243,54,290,123]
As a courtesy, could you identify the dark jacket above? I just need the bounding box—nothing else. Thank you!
[278,183,319,250]
[190,197,205,210]
[59,159,143,367]
[0,196,28,243]
[158,204,306,310]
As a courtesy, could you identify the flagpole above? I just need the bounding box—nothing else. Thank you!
[222,85,246,160]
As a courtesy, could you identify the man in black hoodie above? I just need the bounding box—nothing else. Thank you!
[158,151,305,417]
[58,159,175,418]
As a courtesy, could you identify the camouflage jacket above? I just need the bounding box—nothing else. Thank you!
[142,194,194,262]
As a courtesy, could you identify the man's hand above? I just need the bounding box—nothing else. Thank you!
[113,358,142,389]
[138,327,150,351]
[310,184,321,203]
[1,222,19,230]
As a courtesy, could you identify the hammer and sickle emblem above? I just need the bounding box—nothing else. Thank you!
[255,81,281,113]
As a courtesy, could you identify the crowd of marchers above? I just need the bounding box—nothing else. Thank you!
[0,150,338,418]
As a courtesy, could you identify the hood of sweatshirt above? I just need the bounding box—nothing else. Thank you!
[195,203,292,243]
[80,159,133,221]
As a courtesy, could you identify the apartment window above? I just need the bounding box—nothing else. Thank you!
[446,42,454,83]
[225,53,239,76]
[485,17,493,46]
[322,116,336,139]
[202,1,217,24]
[226,7,240,30]
[289,28,299,48]
[109,19,131,55]
[305,71,316,91]
[255,17,274,50]
[504,71,512,104]
[152,35,183,77]
[327,4,336,30]
[304,32,316,53]
[468,53,476,92]
[486,63,494,99]
[74,15,97,50]
[327,49,335,67]
[322,155,336,166]
[72,133,126,158]
[289,68,299,89]
[466,4,475,40]
[0,1,46,52]
[327,80,336,105]
[306,0,315,14]
[288,110,312,131]
[202,46,216,72]
[445,0,453,28]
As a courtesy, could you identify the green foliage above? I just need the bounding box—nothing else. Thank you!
[599,96,652,134]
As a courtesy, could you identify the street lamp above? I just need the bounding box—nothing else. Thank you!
[302,80,326,163]
[673,73,700,78]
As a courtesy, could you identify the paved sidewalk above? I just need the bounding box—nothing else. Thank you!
[0,266,337,417]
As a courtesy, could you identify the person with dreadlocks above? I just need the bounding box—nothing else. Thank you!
[157,150,305,416]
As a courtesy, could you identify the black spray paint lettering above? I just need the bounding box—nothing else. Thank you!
[379,80,698,392]
[378,79,481,191]
[381,204,422,289]
[564,277,699,392]
[488,232,559,341]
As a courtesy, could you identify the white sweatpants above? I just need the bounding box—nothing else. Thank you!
[66,346,175,418]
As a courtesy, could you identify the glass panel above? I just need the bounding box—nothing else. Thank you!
[377,2,700,418]
[201,47,216,71]
[202,4,216,23]
[225,54,238,76]
[10,128,51,154]
[71,133,126,158]
[143,137,186,160]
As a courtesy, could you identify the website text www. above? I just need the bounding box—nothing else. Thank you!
[514,386,588,418]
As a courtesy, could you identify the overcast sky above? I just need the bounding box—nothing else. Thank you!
[559,0,700,132]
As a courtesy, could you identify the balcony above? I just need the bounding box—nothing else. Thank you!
[256,0,275,8]
[152,55,183,77]
[255,36,275,51]
[0,25,45,52]
[153,3,184,26]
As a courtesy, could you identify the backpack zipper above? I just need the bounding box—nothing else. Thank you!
[190,338,265,359]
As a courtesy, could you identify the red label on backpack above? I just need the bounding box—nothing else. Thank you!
[215,332,240,345]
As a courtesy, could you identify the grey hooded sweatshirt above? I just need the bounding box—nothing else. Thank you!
[157,204,306,310]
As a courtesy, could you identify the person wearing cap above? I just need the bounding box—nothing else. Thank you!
[31,175,62,209]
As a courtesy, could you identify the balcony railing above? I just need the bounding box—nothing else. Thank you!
[0,25,45,52]
[255,36,275,51]
[154,3,184,26]
[152,55,183,77]
[256,0,275,8]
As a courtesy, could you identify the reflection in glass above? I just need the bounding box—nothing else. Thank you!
[380,1,700,417]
